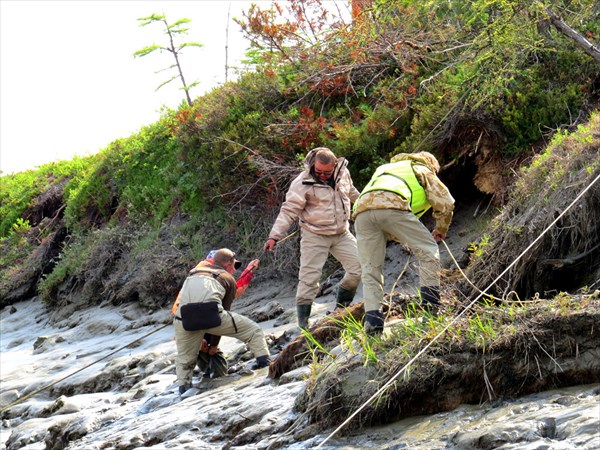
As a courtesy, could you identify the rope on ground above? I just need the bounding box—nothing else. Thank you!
[2,228,301,414]
[441,239,494,300]
[0,322,172,413]
[315,172,600,449]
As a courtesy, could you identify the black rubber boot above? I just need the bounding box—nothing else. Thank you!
[336,286,356,309]
[420,286,441,315]
[364,310,384,335]
[297,304,312,329]
[252,355,271,369]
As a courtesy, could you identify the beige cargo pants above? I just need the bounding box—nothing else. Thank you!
[173,311,268,386]
[296,228,362,306]
[354,209,440,312]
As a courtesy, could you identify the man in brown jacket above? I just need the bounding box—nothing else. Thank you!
[172,249,269,394]
[353,152,455,334]
[263,147,362,328]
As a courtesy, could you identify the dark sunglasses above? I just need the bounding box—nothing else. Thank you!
[314,169,334,177]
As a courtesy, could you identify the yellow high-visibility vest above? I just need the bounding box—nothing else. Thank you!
[356,160,431,217]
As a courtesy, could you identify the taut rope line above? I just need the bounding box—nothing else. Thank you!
[2,229,302,413]
[316,172,599,448]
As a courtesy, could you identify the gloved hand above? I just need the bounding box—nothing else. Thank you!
[263,238,276,252]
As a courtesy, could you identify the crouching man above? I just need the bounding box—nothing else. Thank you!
[172,248,270,394]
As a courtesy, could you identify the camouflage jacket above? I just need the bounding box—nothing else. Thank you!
[352,153,455,234]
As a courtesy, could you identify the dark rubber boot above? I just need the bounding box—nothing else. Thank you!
[252,354,271,369]
[297,304,312,329]
[420,286,441,315]
[336,286,356,309]
[364,310,384,335]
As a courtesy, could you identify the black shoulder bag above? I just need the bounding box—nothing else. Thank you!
[180,302,222,331]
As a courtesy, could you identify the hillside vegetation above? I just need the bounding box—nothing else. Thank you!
[1,0,599,311]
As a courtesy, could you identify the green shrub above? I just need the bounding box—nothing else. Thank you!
[0,157,92,237]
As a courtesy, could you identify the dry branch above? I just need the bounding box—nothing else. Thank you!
[547,8,600,65]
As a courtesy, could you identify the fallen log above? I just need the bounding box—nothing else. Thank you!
[268,302,366,379]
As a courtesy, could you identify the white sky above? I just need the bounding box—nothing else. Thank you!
[0,0,267,175]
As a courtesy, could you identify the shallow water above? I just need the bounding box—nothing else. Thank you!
[320,384,600,449]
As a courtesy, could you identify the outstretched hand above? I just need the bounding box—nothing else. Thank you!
[246,259,260,272]
[263,238,276,252]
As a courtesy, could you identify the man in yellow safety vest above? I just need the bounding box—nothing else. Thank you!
[352,152,455,334]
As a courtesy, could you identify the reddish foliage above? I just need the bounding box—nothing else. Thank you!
[291,106,328,149]
[310,74,352,97]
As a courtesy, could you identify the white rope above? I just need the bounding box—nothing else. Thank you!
[316,172,599,448]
